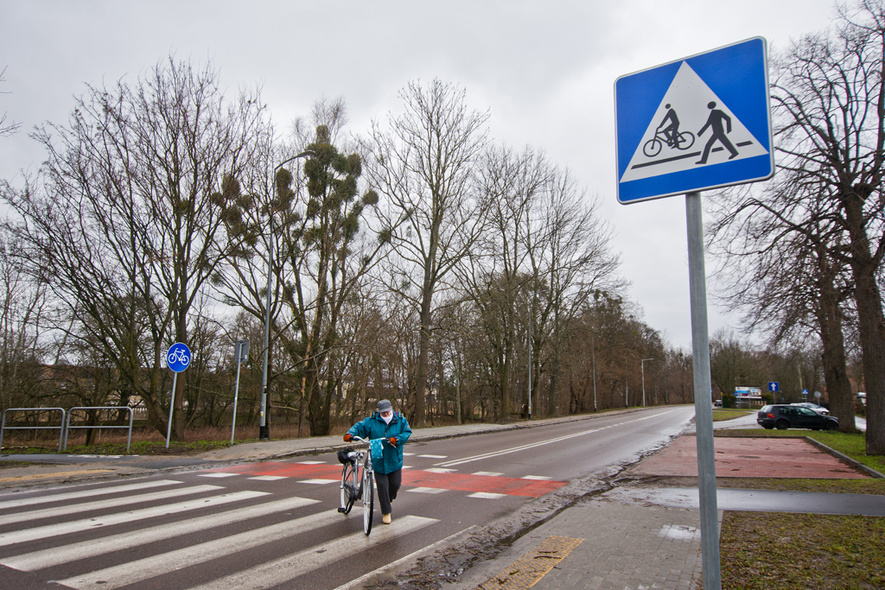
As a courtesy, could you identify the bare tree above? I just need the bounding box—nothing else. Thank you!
[1,57,269,439]
[708,182,858,430]
[0,66,21,137]
[363,79,490,426]
[0,230,47,413]
[709,1,885,451]
[463,147,623,418]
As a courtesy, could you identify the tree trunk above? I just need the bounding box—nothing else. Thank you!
[845,193,885,454]
[813,242,857,432]
[414,296,432,427]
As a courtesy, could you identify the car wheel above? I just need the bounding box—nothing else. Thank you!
[775,419,789,430]
[825,421,837,431]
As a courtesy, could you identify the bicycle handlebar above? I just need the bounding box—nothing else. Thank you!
[350,435,388,445]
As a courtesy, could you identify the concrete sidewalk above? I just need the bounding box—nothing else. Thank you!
[440,434,882,590]
[1,413,882,590]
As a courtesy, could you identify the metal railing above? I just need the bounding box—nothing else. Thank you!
[0,407,67,452]
[63,406,134,452]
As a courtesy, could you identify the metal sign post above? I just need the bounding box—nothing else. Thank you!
[231,340,249,445]
[614,37,774,590]
[165,342,191,449]
[686,192,721,590]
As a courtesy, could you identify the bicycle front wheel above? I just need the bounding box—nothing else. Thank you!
[362,471,374,535]
[339,463,356,515]
[676,131,695,150]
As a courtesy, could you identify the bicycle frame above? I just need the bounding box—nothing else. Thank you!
[338,436,378,535]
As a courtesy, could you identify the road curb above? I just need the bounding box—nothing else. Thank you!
[804,436,885,479]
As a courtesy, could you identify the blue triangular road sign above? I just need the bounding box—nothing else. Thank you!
[615,37,773,204]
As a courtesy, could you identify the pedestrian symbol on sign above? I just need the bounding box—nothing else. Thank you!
[696,101,739,164]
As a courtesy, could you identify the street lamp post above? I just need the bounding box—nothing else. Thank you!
[641,358,654,407]
[259,151,312,440]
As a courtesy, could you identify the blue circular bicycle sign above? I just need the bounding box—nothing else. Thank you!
[167,342,191,373]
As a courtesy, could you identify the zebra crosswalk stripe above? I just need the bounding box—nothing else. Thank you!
[3,492,314,571]
[187,515,438,590]
[58,509,350,589]
[0,479,183,510]
[0,487,252,547]
[1,484,223,526]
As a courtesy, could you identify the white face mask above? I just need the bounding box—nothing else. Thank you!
[381,412,393,424]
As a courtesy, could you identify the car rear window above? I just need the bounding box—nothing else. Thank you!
[760,405,772,413]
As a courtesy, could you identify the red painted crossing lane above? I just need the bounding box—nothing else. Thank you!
[207,462,567,497]
[403,470,566,497]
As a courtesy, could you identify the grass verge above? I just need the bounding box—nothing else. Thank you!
[715,426,885,589]
[720,512,885,589]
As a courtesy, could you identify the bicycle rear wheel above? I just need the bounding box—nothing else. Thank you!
[338,462,356,514]
[362,471,374,535]
[643,137,662,157]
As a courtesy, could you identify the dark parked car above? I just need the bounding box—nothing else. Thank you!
[757,404,839,430]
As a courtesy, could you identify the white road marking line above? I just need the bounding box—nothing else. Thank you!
[435,428,603,467]
[248,476,287,481]
[296,461,326,464]
[334,526,475,590]
[299,479,337,484]
[0,487,245,547]
[197,472,238,478]
[186,516,438,590]
[58,510,361,589]
[468,492,506,499]
[3,492,315,571]
[435,412,676,468]
[424,467,455,473]
[417,454,447,459]
[0,479,183,510]
[0,484,223,526]
[522,475,552,480]
[472,471,504,477]
[406,487,447,494]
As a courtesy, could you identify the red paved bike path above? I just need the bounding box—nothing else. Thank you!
[208,461,568,497]
[628,435,870,479]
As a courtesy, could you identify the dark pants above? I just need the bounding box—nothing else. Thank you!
[374,469,402,515]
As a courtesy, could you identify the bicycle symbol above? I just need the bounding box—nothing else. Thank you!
[166,343,192,372]
[168,348,190,367]
[643,128,695,158]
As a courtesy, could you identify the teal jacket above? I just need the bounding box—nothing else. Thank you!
[346,411,412,474]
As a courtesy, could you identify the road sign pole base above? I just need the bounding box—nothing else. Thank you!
[259,425,269,441]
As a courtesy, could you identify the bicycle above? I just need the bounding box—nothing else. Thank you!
[643,128,695,158]
[337,435,378,535]
[167,348,190,367]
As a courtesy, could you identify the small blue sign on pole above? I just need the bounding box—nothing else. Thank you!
[768,382,779,392]
[615,37,773,204]
[167,342,191,373]
[166,342,192,448]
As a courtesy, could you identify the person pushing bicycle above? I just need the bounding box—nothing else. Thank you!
[343,399,412,525]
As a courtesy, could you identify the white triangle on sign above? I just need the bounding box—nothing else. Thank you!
[620,61,769,183]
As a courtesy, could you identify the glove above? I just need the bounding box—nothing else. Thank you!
[388,437,398,447]
[343,433,353,442]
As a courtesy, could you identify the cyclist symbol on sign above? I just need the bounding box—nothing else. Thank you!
[644,104,695,157]
[168,347,190,368]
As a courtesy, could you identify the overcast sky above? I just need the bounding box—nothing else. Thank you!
[0,0,840,350]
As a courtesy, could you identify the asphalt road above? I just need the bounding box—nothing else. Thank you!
[0,406,695,590]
